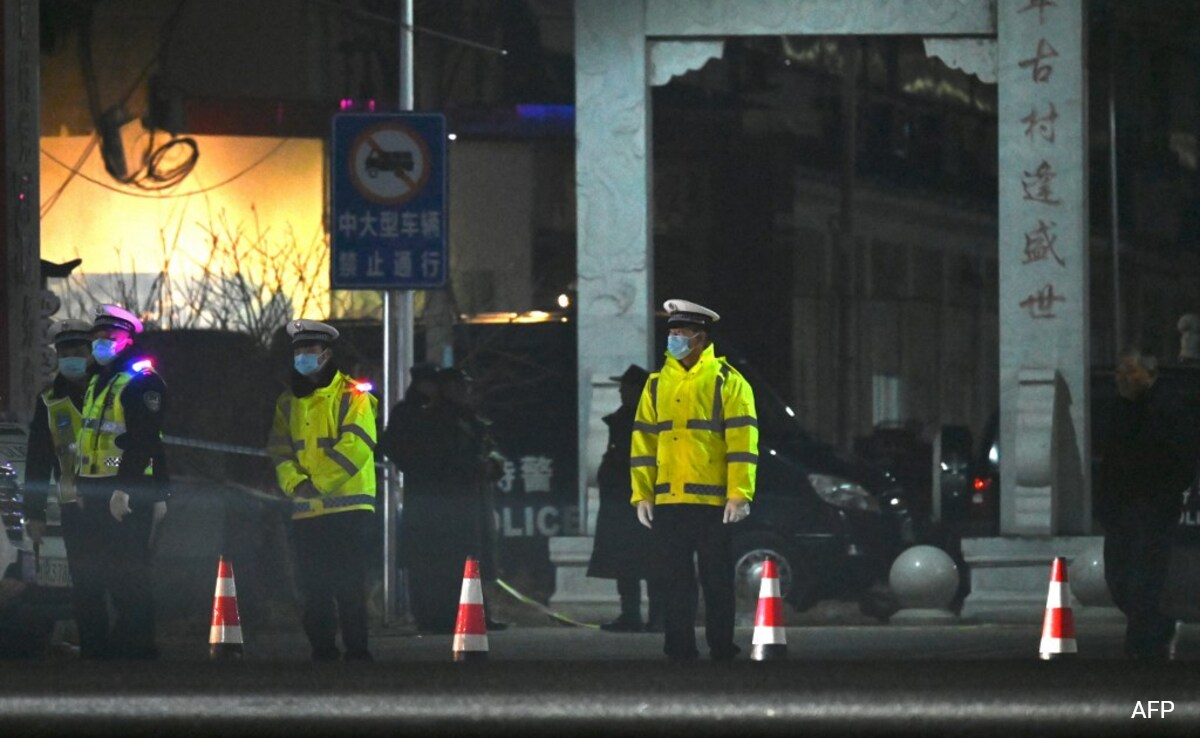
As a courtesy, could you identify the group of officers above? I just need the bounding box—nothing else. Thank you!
[16,297,759,662]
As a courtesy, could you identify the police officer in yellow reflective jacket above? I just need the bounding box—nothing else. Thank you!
[24,319,93,553]
[268,320,378,662]
[631,299,757,661]
[75,304,170,660]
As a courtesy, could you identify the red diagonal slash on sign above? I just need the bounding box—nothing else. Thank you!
[365,134,418,190]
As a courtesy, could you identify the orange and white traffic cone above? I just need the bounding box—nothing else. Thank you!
[750,557,787,661]
[1039,556,1077,660]
[209,556,244,660]
[452,557,489,662]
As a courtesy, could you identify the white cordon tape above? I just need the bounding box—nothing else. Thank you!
[495,579,600,629]
[163,434,392,470]
[165,433,600,630]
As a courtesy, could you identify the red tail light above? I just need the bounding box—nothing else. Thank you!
[972,477,991,492]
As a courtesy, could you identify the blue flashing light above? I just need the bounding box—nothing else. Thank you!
[514,104,574,122]
[354,381,374,393]
[131,358,154,373]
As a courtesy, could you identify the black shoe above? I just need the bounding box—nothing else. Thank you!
[312,647,341,662]
[600,617,643,633]
[344,650,374,662]
[485,618,509,631]
[710,644,741,661]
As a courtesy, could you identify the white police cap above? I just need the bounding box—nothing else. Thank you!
[663,299,720,330]
[287,319,340,345]
[93,304,143,335]
[47,319,93,346]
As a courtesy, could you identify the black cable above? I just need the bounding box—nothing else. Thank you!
[41,134,100,218]
[40,138,290,201]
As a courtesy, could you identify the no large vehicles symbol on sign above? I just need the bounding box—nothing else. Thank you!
[348,122,433,205]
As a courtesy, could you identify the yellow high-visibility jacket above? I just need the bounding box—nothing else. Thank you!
[630,343,758,507]
[77,368,158,481]
[268,371,378,520]
[42,388,81,504]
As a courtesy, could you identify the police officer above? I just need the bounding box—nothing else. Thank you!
[75,304,169,660]
[267,320,378,661]
[24,319,92,556]
[631,299,758,661]
[588,363,664,632]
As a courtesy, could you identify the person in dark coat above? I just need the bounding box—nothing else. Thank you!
[587,364,663,632]
[1097,348,1197,659]
[382,366,504,632]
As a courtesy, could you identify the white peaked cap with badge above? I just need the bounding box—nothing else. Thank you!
[287,319,340,345]
[663,299,720,330]
[47,318,93,346]
[93,304,143,335]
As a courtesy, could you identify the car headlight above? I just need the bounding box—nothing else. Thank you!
[807,473,881,514]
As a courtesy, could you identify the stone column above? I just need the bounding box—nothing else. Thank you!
[551,0,653,618]
[997,0,1090,536]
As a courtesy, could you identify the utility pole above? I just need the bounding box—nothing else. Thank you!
[381,0,416,627]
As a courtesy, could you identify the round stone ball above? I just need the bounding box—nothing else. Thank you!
[889,545,960,610]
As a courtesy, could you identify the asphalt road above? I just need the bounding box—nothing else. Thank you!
[4,623,1200,737]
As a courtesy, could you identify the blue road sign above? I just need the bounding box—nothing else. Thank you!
[331,113,448,289]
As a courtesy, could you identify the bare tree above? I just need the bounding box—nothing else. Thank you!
[53,204,329,345]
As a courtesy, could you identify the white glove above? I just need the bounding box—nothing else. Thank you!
[109,490,132,522]
[149,501,168,547]
[722,499,750,524]
[636,500,654,529]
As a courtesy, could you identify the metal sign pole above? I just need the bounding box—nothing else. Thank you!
[381,0,417,628]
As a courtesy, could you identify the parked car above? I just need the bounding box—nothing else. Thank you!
[0,422,73,618]
[720,352,917,614]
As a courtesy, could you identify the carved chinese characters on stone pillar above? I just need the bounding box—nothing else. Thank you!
[1015,0,1065,321]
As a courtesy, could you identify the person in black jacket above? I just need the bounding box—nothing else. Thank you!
[73,305,170,660]
[587,364,663,632]
[1098,348,1197,659]
[382,366,505,632]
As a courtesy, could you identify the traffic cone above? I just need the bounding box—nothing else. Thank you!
[209,556,244,660]
[750,557,787,661]
[452,557,488,662]
[1038,556,1077,660]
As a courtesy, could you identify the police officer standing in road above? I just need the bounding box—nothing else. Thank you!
[267,320,378,662]
[24,320,93,560]
[632,300,758,661]
[75,305,169,660]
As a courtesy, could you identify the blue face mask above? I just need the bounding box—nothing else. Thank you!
[58,356,88,380]
[294,353,325,376]
[666,334,693,361]
[91,339,120,366]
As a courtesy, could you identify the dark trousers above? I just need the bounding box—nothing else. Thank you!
[292,510,371,659]
[68,498,157,660]
[1104,501,1178,657]
[616,575,663,625]
[654,504,736,660]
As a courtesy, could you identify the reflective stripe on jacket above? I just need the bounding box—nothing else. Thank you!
[41,389,82,503]
[630,343,758,507]
[268,371,378,520]
[77,370,154,479]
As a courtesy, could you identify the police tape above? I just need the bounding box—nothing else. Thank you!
[162,434,393,470]
[494,578,600,629]
[165,433,603,628]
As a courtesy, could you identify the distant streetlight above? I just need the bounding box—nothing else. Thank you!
[557,293,570,309]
